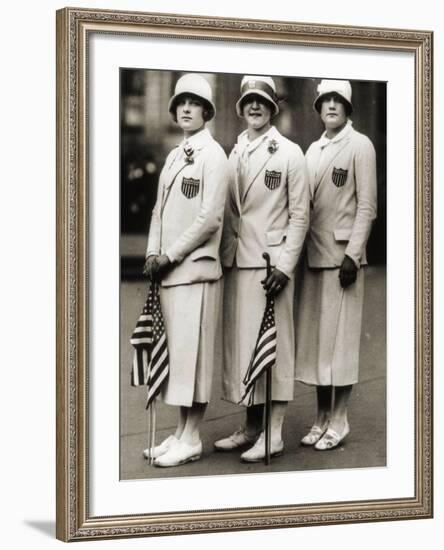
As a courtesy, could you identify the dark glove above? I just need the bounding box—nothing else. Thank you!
[339,255,358,289]
[261,268,289,297]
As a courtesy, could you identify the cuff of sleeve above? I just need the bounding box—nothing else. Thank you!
[165,249,180,264]
[146,251,159,260]
[276,263,293,280]
[344,251,361,268]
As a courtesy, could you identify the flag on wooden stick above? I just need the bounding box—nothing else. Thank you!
[130,282,169,408]
[240,257,277,406]
[130,280,169,464]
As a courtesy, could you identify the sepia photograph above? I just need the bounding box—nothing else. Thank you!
[55,6,432,541]
[119,68,387,480]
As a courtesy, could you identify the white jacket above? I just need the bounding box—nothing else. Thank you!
[146,128,229,286]
[305,120,377,268]
[220,126,309,278]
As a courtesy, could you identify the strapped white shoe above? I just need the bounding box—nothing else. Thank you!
[214,428,260,452]
[314,421,350,451]
[240,432,284,463]
[154,440,203,468]
[143,435,178,460]
[300,423,329,446]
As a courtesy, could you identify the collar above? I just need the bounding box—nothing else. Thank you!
[237,125,279,156]
[179,127,212,151]
[318,119,353,149]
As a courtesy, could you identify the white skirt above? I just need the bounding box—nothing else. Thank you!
[222,267,295,405]
[159,279,222,407]
[295,266,365,386]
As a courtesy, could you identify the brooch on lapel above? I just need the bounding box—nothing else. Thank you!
[267,139,279,154]
[331,167,348,188]
[183,142,195,164]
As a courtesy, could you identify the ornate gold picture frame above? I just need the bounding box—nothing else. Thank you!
[56,7,433,542]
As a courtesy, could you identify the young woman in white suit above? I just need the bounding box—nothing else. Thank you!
[143,73,229,467]
[215,76,309,462]
[295,79,377,450]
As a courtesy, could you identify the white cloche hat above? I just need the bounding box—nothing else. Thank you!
[314,79,353,115]
[168,73,216,120]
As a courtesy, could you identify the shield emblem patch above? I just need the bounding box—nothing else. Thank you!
[264,170,282,190]
[331,167,348,188]
[181,177,200,199]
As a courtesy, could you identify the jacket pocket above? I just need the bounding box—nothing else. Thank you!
[265,229,286,246]
[190,248,217,262]
[334,228,352,242]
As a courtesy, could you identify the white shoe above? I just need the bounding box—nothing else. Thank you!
[214,428,260,451]
[154,440,203,467]
[315,421,350,451]
[240,432,284,463]
[300,423,329,446]
[143,435,178,460]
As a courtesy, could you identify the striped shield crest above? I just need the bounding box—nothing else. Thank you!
[181,177,200,199]
[332,167,348,188]
[264,170,282,190]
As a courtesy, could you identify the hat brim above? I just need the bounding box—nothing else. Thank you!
[168,92,216,120]
[236,90,279,118]
[313,92,353,115]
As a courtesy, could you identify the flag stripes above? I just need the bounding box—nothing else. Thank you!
[240,296,277,404]
[246,329,277,380]
[130,282,170,408]
[130,299,153,387]
[146,333,169,406]
[131,348,149,387]
[130,314,153,347]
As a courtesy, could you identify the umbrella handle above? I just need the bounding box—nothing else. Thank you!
[262,252,272,278]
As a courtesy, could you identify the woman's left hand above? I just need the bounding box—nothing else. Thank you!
[154,254,173,280]
[261,268,289,297]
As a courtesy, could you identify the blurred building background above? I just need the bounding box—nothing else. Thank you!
[120,69,386,279]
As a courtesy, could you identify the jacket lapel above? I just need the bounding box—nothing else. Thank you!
[241,153,272,204]
[230,149,241,213]
[164,157,187,190]
[314,125,353,195]
[160,161,186,211]
[316,137,350,185]
[161,128,212,209]
[241,127,281,204]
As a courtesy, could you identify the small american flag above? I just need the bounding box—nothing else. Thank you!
[130,291,153,387]
[240,295,277,405]
[130,282,169,408]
